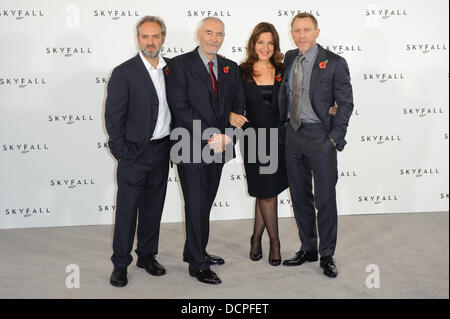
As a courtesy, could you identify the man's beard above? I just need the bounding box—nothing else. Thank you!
[142,46,160,59]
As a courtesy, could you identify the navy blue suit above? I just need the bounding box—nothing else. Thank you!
[167,48,245,272]
[105,54,171,267]
[279,44,353,257]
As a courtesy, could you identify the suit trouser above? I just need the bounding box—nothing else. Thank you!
[111,140,170,268]
[177,163,224,273]
[285,123,338,257]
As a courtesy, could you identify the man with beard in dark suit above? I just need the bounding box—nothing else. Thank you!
[105,16,171,287]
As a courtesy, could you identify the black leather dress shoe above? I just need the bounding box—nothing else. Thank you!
[282,250,318,266]
[205,253,225,265]
[136,256,166,276]
[110,266,128,287]
[189,269,222,285]
[320,256,338,278]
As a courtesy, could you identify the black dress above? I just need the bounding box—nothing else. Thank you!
[241,74,288,198]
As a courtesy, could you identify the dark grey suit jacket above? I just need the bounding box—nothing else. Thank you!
[279,44,354,151]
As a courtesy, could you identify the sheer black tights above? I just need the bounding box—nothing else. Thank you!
[250,197,281,260]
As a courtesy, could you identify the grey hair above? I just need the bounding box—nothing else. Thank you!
[196,17,225,33]
[136,15,167,37]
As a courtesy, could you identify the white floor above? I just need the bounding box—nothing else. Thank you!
[0,212,448,299]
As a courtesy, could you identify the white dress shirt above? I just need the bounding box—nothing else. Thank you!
[139,51,171,140]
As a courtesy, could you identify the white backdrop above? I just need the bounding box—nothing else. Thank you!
[0,0,448,229]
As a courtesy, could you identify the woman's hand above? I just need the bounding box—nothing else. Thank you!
[230,112,249,128]
[329,104,338,116]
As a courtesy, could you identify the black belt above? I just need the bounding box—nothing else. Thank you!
[149,135,170,144]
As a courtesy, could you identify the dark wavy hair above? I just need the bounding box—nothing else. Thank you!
[240,22,284,81]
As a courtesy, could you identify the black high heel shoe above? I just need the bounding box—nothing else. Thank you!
[249,235,263,261]
[268,257,281,266]
[268,240,281,266]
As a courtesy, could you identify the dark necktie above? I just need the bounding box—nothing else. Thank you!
[208,61,218,99]
[289,55,305,131]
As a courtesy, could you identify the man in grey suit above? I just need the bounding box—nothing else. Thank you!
[279,13,354,278]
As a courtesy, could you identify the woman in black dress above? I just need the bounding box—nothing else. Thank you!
[230,23,338,266]
[230,22,287,266]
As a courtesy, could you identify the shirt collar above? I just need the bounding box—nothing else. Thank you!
[297,43,319,63]
[139,51,166,71]
[197,47,218,67]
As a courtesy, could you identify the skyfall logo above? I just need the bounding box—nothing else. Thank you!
[50,179,95,189]
[0,9,44,20]
[231,46,247,54]
[48,114,94,125]
[400,168,440,178]
[360,135,402,144]
[2,144,49,154]
[97,142,109,149]
[98,205,116,213]
[406,44,447,54]
[230,174,247,181]
[4,208,50,218]
[365,9,407,19]
[168,175,179,183]
[363,73,405,83]
[403,107,445,118]
[279,198,293,207]
[187,10,231,17]
[0,77,46,88]
[93,9,139,20]
[45,47,93,57]
[161,46,185,56]
[96,77,108,85]
[277,10,321,17]
[339,170,357,177]
[358,195,399,205]
[323,44,362,55]
[212,201,230,208]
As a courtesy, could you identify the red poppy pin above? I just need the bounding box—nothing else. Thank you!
[223,66,230,74]
[275,73,283,82]
[163,66,169,75]
[319,59,329,69]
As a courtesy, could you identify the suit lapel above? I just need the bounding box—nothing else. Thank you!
[284,51,297,80]
[162,57,170,82]
[309,45,328,101]
[135,54,159,130]
[193,48,218,103]
[135,54,158,101]
[279,50,297,122]
[216,56,226,117]
[191,49,219,124]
